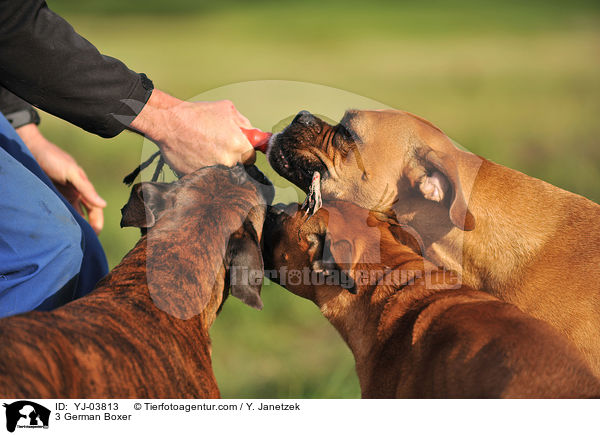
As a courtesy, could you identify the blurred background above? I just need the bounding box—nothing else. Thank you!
[42,0,599,397]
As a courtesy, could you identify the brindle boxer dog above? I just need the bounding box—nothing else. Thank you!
[263,200,600,398]
[267,109,600,376]
[0,164,273,398]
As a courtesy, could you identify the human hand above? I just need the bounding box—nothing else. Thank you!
[16,124,107,234]
[129,90,255,175]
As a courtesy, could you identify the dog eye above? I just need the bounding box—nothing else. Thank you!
[333,126,354,154]
[336,125,351,139]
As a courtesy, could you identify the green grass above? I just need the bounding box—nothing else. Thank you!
[35,1,600,397]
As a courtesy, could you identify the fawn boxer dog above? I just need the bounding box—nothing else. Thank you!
[267,109,600,376]
[0,164,273,398]
[263,201,600,398]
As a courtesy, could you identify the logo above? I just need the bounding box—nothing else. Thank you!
[3,401,50,433]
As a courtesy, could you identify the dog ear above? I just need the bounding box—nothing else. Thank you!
[121,182,173,229]
[406,149,475,231]
[226,219,264,310]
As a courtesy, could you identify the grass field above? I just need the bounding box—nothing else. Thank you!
[36,0,600,397]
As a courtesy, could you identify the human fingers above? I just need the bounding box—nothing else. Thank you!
[68,167,107,209]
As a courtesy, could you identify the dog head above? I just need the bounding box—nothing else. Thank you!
[262,200,428,304]
[268,109,475,232]
[120,164,274,319]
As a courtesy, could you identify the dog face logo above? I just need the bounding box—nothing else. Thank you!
[3,401,50,433]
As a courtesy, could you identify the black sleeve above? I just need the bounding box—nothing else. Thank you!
[0,86,41,129]
[0,0,154,138]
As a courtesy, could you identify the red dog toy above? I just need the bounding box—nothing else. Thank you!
[241,128,272,153]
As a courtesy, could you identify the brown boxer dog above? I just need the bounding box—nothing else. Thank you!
[262,200,600,398]
[0,164,273,398]
[267,109,600,376]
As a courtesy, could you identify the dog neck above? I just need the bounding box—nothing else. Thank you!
[98,236,225,330]
[456,159,568,295]
[317,238,450,391]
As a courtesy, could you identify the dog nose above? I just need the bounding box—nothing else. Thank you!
[293,110,315,126]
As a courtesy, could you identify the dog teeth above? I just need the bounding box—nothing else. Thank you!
[302,172,322,217]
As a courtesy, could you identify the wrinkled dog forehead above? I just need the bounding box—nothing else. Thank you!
[269,201,378,246]
[180,164,273,202]
[122,164,274,239]
[339,109,419,139]
[336,110,399,148]
[176,165,274,224]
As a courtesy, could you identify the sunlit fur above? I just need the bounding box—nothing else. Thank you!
[267,109,600,377]
[263,200,600,398]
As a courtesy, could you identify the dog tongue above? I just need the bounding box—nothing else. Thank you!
[241,128,272,153]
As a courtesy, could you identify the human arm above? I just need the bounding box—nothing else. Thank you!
[128,90,255,175]
[0,0,152,138]
[0,1,254,173]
